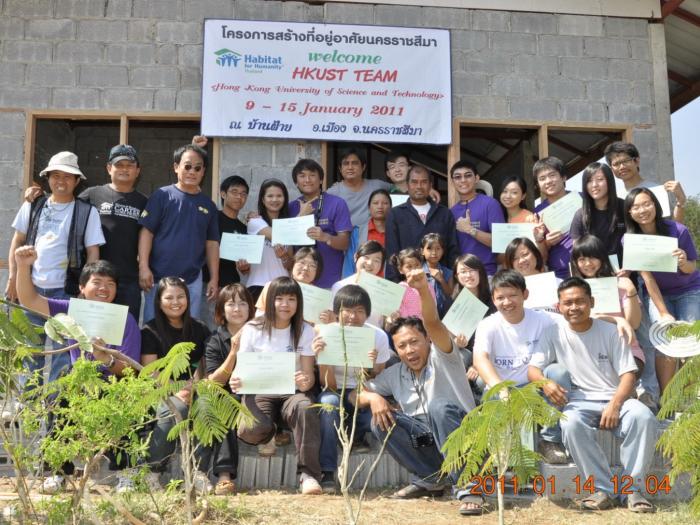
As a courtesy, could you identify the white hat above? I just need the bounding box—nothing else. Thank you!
[476,179,493,197]
[39,151,86,180]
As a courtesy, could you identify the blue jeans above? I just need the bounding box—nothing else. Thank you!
[318,390,372,472]
[648,287,700,323]
[540,363,570,444]
[142,272,202,324]
[371,398,472,499]
[24,286,72,387]
[636,294,659,402]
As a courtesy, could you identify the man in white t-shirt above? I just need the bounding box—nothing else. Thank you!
[473,269,570,464]
[6,151,104,384]
[312,284,392,492]
[528,277,657,512]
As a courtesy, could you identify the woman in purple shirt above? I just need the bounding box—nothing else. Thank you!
[624,188,700,391]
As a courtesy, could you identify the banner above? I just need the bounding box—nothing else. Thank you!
[201,20,452,144]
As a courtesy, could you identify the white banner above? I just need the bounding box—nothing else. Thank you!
[201,20,452,144]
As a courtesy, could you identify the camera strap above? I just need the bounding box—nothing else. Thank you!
[410,369,430,420]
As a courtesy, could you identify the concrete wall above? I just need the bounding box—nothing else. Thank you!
[0,0,672,287]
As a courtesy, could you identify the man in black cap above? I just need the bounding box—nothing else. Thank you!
[79,145,148,318]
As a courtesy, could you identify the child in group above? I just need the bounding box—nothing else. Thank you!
[331,240,386,327]
[571,235,645,373]
[255,247,323,312]
[204,284,255,495]
[140,277,212,493]
[229,277,322,495]
[313,284,392,492]
[421,233,454,318]
[389,247,436,319]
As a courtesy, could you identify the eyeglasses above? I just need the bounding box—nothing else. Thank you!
[452,172,475,181]
[457,268,479,275]
[226,189,247,197]
[610,157,636,169]
[630,201,655,213]
[296,261,318,270]
[183,164,203,172]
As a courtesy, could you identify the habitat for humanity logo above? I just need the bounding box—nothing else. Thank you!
[215,48,283,72]
[215,48,241,67]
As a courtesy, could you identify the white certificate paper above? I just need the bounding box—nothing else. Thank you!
[271,215,315,246]
[586,277,621,314]
[316,324,374,368]
[648,185,672,218]
[220,232,264,264]
[622,234,678,273]
[298,282,332,324]
[491,223,536,253]
[541,192,582,233]
[390,194,409,208]
[234,352,296,395]
[442,288,489,340]
[524,272,559,309]
[67,298,128,346]
[356,271,406,317]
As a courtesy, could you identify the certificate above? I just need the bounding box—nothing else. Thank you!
[541,192,582,233]
[220,232,264,264]
[298,282,332,324]
[648,185,672,218]
[442,288,489,340]
[356,271,406,317]
[524,272,559,309]
[67,298,128,346]
[608,254,620,273]
[234,352,296,395]
[316,324,374,368]
[271,215,315,246]
[491,223,536,253]
[622,234,678,272]
[390,194,409,208]
[586,277,621,314]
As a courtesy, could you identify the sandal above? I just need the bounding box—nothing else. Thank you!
[214,479,236,495]
[580,491,616,511]
[627,492,654,513]
[459,495,487,516]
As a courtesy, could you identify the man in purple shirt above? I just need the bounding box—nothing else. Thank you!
[450,160,504,276]
[533,157,575,280]
[288,159,352,289]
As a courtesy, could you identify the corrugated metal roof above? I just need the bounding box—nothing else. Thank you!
[663,0,700,111]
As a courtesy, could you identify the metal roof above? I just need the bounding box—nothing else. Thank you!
[662,0,700,111]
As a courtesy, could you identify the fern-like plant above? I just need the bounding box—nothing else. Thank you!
[657,319,700,517]
[441,380,562,525]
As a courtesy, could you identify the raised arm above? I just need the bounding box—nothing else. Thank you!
[5,230,26,302]
[405,268,452,353]
[13,245,49,316]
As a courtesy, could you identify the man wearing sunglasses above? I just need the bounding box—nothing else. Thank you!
[138,144,220,323]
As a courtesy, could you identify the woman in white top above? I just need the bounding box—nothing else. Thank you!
[230,276,322,495]
[246,179,293,302]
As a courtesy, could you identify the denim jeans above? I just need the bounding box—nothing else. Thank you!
[318,390,372,472]
[647,287,700,323]
[371,398,472,499]
[539,363,571,444]
[142,272,202,324]
[24,286,72,387]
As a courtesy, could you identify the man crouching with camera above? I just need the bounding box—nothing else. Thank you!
[353,269,484,515]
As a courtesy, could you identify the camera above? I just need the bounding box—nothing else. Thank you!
[409,431,435,449]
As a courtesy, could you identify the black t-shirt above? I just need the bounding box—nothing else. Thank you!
[79,185,148,281]
[570,198,626,256]
[203,211,247,286]
[141,318,210,380]
[205,325,233,393]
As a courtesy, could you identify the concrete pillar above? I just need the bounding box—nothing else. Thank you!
[648,22,674,181]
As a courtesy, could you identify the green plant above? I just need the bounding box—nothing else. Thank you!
[441,381,562,525]
[658,320,700,517]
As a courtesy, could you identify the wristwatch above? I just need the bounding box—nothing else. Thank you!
[470,226,478,236]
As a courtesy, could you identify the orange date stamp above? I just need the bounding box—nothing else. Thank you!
[469,474,671,496]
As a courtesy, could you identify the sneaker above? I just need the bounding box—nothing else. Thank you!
[537,440,569,464]
[300,473,322,495]
[638,392,659,414]
[320,471,336,494]
[144,472,161,492]
[193,471,213,495]
[258,439,276,457]
[40,474,65,495]
[115,473,136,494]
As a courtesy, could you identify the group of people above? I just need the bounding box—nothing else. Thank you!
[5,138,697,515]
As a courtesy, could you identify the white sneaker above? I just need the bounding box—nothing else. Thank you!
[115,472,136,494]
[193,471,213,494]
[40,474,65,494]
[144,472,161,492]
[299,473,322,495]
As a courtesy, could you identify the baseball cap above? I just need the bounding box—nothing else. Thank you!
[108,144,139,164]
